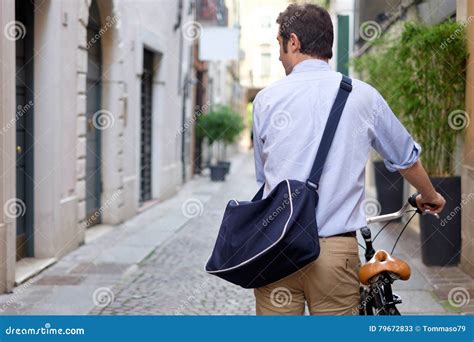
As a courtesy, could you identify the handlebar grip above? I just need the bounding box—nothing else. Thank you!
[408,193,423,214]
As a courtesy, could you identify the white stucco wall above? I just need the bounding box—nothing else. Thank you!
[0,0,17,293]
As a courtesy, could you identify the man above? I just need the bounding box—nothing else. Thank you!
[252,3,446,315]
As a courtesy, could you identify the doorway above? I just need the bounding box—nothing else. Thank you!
[139,50,155,203]
[15,0,35,260]
[85,0,103,226]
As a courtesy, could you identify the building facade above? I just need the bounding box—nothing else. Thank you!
[0,0,197,293]
[239,0,289,98]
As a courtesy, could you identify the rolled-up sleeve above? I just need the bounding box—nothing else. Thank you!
[370,91,422,172]
[252,96,265,186]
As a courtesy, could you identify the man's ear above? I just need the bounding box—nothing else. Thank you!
[289,33,301,53]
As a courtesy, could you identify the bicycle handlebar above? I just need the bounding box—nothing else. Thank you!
[366,201,412,224]
[365,193,438,225]
[362,193,439,261]
[362,194,419,262]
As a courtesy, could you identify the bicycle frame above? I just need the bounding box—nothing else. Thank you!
[359,271,402,315]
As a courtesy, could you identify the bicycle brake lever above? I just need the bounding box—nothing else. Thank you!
[423,209,440,219]
[409,193,439,218]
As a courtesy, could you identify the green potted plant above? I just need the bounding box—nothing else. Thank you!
[354,39,407,216]
[355,21,468,266]
[196,105,244,181]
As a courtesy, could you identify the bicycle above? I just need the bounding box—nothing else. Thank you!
[357,193,439,315]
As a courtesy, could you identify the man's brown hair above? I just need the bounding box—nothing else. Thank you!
[276,3,334,59]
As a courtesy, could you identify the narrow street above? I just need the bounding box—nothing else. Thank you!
[0,153,471,315]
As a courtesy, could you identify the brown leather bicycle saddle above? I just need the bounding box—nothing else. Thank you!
[359,249,411,285]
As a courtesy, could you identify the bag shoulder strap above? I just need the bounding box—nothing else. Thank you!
[307,75,352,190]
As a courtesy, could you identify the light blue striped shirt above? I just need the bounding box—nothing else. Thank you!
[252,59,421,237]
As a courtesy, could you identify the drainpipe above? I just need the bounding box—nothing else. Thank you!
[173,0,183,31]
[174,0,187,183]
[181,73,189,184]
[177,0,197,184]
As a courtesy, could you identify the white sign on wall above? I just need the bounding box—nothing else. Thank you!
[198,27,240,61]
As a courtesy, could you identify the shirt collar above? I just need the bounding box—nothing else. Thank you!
[291,59,331,74]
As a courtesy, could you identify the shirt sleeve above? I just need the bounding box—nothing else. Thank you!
[252,96,265,186]
[370,91,422,172]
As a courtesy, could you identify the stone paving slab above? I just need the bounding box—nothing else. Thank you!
[394,290,446,315]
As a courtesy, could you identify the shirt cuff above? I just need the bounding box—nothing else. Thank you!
[384,141,422,172]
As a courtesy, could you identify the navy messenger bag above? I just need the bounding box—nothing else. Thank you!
[205,76,353,289]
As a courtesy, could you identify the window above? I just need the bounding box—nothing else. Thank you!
[261,52,271,77]
[261,16,272,29]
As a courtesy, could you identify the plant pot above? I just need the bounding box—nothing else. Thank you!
[420,176,461,266]
[373,160,404,215]
[210,165,227,182]
[217,161,231,174]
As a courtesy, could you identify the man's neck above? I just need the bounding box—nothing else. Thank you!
[288,56,328,74]
[294,56,328,65]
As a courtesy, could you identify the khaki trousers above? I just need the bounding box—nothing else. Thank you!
[254,236,360,315]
